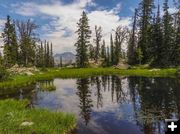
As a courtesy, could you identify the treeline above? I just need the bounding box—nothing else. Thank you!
[128,0,180,67]
[0,15,54,68]
[75,0,180,68]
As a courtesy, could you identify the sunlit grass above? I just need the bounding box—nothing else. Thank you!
[0,68,178,89]
[0,99,76,134]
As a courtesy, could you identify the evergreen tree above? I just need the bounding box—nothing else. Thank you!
[44,40,47,67]
[101,40,106,59]
[89,44,95,60]
[110,34,114,65]
[46,42,50,67]
[11,22,18,65]
[40,42,44,67]
[106,46,110,66]
[172,0,180,66]
[2,15,18,67]
[138,0,154,64]
[162,0,175,66]
[75,11,91,68]
[128,9,138,65]
[50,42,54,67]
[151,4,164,66]
[59,56,63,67]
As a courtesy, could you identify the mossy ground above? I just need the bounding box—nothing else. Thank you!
[0,99,76,134]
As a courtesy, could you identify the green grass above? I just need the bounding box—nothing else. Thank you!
[0,68,178,90]
[0,99,76,134]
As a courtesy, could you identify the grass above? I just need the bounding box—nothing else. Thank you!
[0,67,178,90]
[0,99,76,134]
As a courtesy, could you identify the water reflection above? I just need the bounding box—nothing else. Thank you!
[75,76,180,134]
[0,76,179,134]
[76,78,93,125]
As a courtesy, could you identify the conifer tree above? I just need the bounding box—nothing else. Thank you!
[89,44,95,60]
[2,15,18,67]
[101,40,106,59]
[138,0,154,64]
[75,11,91,68]
[110,34,114,65]
[151,4,163,66]
[172,0,180,66]
[162,0,174,66]
[128,9,138,65]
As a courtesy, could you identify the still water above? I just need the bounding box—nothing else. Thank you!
[0,76,180,134]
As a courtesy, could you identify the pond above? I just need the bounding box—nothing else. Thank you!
[0,76,180,134]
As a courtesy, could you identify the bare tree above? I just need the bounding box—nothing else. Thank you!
[114,26,128,65]
[16,19,39,66]
[94,25,102,63]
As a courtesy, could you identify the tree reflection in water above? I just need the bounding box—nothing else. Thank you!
[76,78,93,125]
[76,76,180,133]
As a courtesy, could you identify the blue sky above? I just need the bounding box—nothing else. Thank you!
[0,0,176,54]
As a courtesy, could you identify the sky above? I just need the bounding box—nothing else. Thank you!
[0,0,176,54]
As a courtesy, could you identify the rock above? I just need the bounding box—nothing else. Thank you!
[149,69,160,72]
[20,121,34,126]
[114,63,129,69]
[8,66,39,75]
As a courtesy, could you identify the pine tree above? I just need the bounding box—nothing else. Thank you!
[110,34,114,65]
[151,4,163,66]
[101,40,106,59]
[114,32,119,65]
[44,40,47,67]
[128,9,138,65]
[172,0,180,66]
[50,42,54,67]
[138,0,154,64]
[11,22,18,65]
[106,46,110,66]
[89,44,94,60]
[2,15,18,67]
[162,0,174,66]
[40,42,44,67]
[46,42,50,67]
[75,11,91,68]
[59,56,63,67]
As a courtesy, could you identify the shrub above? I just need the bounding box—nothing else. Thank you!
[0,67,9,81]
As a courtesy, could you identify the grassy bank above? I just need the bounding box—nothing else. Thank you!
[0,68,178,89]
[0,99,76,134]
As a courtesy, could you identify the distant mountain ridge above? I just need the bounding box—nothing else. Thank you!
[54,52,75,65]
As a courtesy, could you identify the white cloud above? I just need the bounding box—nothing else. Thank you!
[11,0,131,54]
[0,19,6,52]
